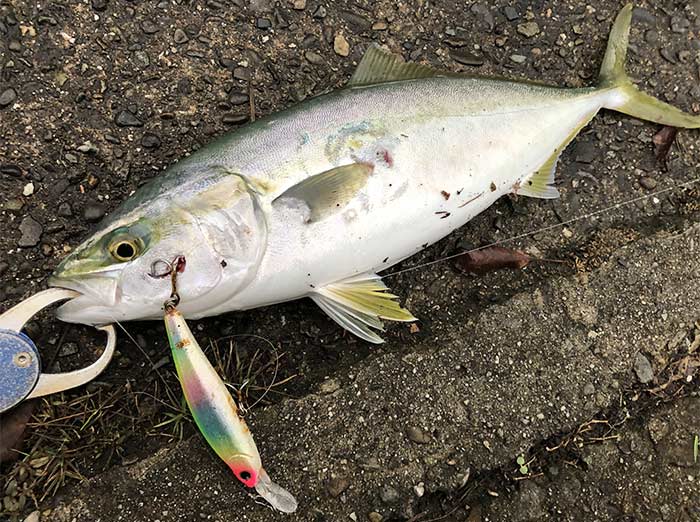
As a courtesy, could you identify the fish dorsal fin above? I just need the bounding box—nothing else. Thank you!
[310,273,417,344]
[349,45,444,87]
[273,162,373,222]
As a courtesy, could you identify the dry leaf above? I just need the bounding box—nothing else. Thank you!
[455,246,531,275]
[653,126,678,163]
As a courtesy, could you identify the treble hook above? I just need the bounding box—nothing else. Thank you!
[149,256,186,311]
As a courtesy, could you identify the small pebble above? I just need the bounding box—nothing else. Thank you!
[91,0,108,11]
[174,28,189,44]
[503,6,519,21]
[406,426,431,444]
[58,342,79,357]
[413,482,425,497]
[115,110,143,127]
[0,88,17,107]
[4,198,24,212]
[639,176,657,190]
[141,20,159,34]
[292,0,305,9]
[222,113,249,125]
[368,513,383,522]
[18,216,42,248]
[670,15,690,34]
[517,21,540,37]
[379,485,399,504]
[326,477,349,498]
[319,378,341,394]
[510,54,527,64]
[141,132,161,149]
[305,51,325,65]
[84,203,106,222]
[583,383,595,395]
[470,4,494,30]
[334,34,350,57]
[23,182,34,196]
[58,203,72,217]
[256,18,271,30]
[451,49,484,66]
[228,92,249,105]
[233,67,251,81]
[633,353,654,384]
[0,164,22,177]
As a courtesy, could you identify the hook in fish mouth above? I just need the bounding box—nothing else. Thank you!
[148,256,186,309]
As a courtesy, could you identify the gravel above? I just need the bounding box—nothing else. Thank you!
[18,216,42,248]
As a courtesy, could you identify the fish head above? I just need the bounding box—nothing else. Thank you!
[50,171,267,324]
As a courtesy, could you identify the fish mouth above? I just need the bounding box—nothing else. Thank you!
[48,276,119,326]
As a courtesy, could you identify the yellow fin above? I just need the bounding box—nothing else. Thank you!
[600,4,700,128]
[311,273,417,344]
[349,45,446,87]
[518,150,561,199]
[518,111,597,199]
[273,163,373,222]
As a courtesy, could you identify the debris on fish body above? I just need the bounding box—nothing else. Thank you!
[50,5,700,343]
[164,304,298,513]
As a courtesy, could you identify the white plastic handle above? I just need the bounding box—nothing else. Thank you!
[1,288,117,397]
[0,288,80,331]
[26,324,117,398]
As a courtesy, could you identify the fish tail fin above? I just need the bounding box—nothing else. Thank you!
[599,3,700,129]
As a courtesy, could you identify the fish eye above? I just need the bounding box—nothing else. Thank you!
[110,239,140,262]
[240,471,252,481]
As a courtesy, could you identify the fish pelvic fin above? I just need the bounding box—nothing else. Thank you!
[600,4,700,128]
[310,273,417,344]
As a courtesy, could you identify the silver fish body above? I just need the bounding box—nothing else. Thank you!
[50,5,700,343]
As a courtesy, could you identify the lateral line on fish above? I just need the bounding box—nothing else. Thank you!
[383,175,700,279]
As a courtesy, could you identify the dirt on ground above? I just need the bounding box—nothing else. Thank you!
[1,1,700,521]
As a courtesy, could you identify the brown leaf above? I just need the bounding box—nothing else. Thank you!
[0,400,36,463]
[653,126,678,163]
[454,246,531,275]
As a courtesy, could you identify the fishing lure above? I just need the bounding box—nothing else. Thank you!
[164,303,297,513]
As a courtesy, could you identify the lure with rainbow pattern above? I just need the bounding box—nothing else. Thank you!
[164,304,297,513]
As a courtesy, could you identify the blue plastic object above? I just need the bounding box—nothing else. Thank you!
[0,328,41,413]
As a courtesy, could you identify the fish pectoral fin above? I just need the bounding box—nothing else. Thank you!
[272,163,373,222]
[349,45,449,87]
[310,273,417,344]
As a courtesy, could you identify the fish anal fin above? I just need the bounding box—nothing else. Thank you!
[273,163,373,222]
[349,45,447,87]
[517,112,597,200]
[311,273,417,344]
[518,149,561,199]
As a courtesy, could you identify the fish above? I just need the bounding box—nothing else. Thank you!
[164,303,298,513]
[50,5,700,343]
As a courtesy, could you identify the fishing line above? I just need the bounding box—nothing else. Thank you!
[110,316,178,400]
[383,175,700,279]
[217,333,281,413]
